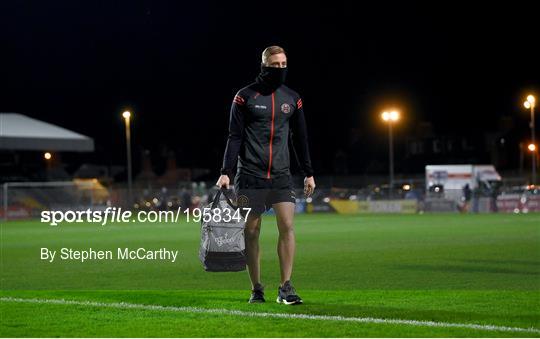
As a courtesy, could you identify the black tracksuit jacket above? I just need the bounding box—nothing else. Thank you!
[221,82,314,180]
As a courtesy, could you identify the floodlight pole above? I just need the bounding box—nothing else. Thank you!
[123,114,133,207]
[530,104,536,184]
[388,122,394,199]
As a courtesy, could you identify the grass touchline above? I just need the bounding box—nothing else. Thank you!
[2,297,539,334]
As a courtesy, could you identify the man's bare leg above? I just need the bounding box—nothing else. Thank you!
[273,202,296,285]
[244,214,262,288]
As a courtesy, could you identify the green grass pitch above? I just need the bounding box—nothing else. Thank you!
[1,213,539,337]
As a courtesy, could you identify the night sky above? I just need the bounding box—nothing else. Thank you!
[1,1,538,177]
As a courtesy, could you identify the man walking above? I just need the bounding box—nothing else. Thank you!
[216,46,315,305]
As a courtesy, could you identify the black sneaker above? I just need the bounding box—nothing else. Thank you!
[276,280,303,305]
[248,283,265,303]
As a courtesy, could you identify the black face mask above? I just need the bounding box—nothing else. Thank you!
[256,66,287,92]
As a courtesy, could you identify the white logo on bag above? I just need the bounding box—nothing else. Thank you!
[212,232,236,247]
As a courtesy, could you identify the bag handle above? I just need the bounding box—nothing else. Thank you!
[211,187,237,209]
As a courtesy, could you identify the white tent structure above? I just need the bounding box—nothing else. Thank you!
[0,113,94,152]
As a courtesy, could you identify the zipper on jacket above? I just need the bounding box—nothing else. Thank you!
[267,92,275,179]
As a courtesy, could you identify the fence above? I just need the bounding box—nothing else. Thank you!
[1,180,110,220]
[2,180,539,220]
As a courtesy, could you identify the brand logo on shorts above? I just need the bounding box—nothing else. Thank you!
[281,103,291,114]
[237,195,249,208]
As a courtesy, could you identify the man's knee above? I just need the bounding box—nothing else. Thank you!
[245,217,261,239]
[278,219,294,235]
[245,226,260,239]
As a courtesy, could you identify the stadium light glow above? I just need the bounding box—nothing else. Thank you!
[524,101,531,109]
[44,152,52,160]
[527,94,536,105]
[122,111,131,119]
[381,110,400,122]
[529,143,537,152]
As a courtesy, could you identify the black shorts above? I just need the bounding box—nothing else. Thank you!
[234,174,296,216]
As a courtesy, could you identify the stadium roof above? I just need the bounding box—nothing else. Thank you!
[0,113,94,151]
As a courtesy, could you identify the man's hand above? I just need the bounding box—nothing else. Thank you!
[304,176,316,197]
[216,175,230,189]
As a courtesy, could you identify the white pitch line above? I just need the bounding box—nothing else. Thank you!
[1,296,539,334]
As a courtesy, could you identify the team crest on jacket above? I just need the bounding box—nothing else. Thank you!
[281,103,291,114]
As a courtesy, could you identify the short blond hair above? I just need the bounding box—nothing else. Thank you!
[261,45,286,65]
